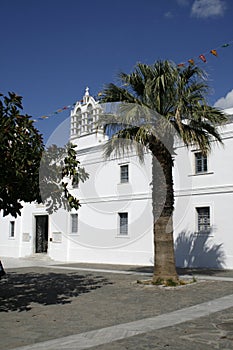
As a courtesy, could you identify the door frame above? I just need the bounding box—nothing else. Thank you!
[34,214,49,254]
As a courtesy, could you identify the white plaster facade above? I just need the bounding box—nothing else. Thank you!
[173,108,233,269]
[0,88,233,269]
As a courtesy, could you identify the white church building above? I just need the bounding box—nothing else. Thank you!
[1,88,233,269]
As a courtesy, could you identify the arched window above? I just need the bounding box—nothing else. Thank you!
[76,108,82,134]
[87,104,93,132]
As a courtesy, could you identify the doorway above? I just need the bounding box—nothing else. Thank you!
[35,215,48,253]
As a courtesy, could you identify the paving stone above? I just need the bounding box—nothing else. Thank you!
[1,262,233,350]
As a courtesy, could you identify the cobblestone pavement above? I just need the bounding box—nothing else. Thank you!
[0,259,233,350]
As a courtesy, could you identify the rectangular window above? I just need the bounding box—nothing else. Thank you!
[71,214,78,234]
[9,221,15,238]
[196,207,210,233]
[120,164,129,183]
[119,213,128,235]
[195,152,207,174]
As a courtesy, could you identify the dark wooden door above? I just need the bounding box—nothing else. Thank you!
[35,215,48,253]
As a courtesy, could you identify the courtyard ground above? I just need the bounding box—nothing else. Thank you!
[0,257,233,350]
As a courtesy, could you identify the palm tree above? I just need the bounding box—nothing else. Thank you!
[99,60,227,282]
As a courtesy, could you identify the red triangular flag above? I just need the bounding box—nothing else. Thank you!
[199,54,207,63]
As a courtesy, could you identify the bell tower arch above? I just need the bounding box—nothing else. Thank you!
[70,87,108,149]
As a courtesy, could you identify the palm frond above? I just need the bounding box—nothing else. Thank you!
[99,60,227,159]
[103,126,145,161]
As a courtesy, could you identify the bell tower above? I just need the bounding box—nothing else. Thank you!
[70,87,108,148]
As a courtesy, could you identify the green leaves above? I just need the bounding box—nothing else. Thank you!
[100,60,228,156]
[39,143,89,214]
[0,92,88,217]
[0,92,44,217]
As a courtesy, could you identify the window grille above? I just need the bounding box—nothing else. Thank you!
[120,165,129,183]
[71,214,78,234]
[119,213,128,235]
[195,152,207,173]
[196,207,210,232]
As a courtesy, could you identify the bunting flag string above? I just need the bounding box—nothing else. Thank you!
[33,104,74,122]
[33,94,102,122]
[33,101,84,122]
[34,39,233,122]
[177,39,233,67]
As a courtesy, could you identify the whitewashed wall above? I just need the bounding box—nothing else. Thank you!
[173,109,233,268]
[1,94,233,269]
[59,144,154,265]
[0,213,22,258]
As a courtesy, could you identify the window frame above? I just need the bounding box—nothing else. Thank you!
[9,220,15,238]
[120,164,129,183]
[195,152,208,174]
[196,206,211,233]
[70,213,78,235]
[118,212,129,236]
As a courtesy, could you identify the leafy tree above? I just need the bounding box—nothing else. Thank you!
[0,92,43,217]
[0,92,88,218]
[39,143,89,214]
[100,60,227,282]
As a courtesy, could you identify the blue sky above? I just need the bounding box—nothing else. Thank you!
[1,0,233,142]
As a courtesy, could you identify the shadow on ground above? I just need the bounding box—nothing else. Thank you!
[128,230,226,275]
[0,271,111,312]
[125,265,231,277]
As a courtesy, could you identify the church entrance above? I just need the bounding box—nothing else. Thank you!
[35,215,48,253]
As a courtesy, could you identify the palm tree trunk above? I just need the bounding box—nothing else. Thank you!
[150,142,178,282]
